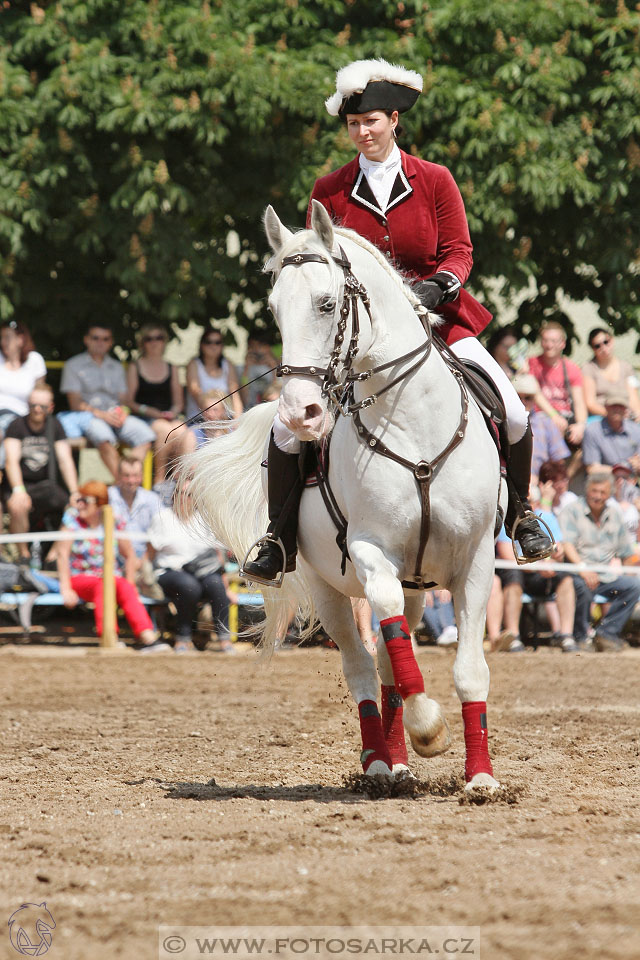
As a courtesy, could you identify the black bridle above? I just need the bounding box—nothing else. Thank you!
[274,247,434,416]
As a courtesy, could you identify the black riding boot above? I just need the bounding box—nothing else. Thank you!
[505,422,554,561]
[242,432,303,584]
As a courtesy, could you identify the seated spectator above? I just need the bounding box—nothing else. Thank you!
[241,332,279,408]
[512,373,570,482]
[560,472,640,652]
[1,385,78,562]
[582,393,640,475]
[56,481,164,650]
[195,388,234,446]
[418,589,458,647]
[0,321,47,455]
[582,328,640,420]
[486,326,519,379]
[146,486,236,653]
[611,462,640,539]
[538,459,578,516]
[494,489,581,652]
[108,454,161,560]
[186,326,243,421]
[528,320,587,448]
[261,382,282,404]
[60,324,155,478]
[125,324,197,486]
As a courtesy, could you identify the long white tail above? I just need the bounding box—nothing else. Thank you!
[178,401,315,656]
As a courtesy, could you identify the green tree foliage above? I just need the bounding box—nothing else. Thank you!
[0,0,639,357]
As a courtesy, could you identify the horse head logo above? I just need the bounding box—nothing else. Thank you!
[8,902,56,956]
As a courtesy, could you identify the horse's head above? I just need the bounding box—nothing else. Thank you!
[264,202,373,441]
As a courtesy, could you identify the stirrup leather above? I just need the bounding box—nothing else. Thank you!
[240,534,288,588]
[510,512,555,566]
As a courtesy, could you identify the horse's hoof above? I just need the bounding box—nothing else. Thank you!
[404,695,451,758]
[392,763,415,779]
[365,760,393,777]
[465,772,501,793]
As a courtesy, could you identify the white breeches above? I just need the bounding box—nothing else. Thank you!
[272,336,529,452]
[451,337,528,444]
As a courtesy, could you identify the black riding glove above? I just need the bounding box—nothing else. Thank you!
[414,272,461,311]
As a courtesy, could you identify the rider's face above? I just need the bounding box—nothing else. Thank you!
[347,111,398,163]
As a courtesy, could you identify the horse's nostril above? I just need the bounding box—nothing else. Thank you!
[304,404,323,422]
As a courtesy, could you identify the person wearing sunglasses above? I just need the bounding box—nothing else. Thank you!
[60,324,156,479]
[582,327,640,420]
[125,324,197,486]
[56,480,165,650]
[185,325,243,422]
[1,385,78,562]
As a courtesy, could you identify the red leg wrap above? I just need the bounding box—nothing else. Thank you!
[381,685,408,767]
[462,701,493,782]
[380,616,425,700]
[358,700,392,773]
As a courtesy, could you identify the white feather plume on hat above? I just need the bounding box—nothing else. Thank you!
[325,58,423,116]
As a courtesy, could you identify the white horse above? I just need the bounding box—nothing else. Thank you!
[185,201,504,793]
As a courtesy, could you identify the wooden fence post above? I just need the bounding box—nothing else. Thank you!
[101,504,118,649]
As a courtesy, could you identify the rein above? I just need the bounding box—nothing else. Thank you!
[274,243,471,590]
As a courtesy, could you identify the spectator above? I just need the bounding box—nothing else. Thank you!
[146,487,236,653]
[125,324,197,487]
[495,488,581,652]
[1,385,78,562]
[512,373,570,482]
[186,326,243,421]
[419,589,458,647]
[195,388,233,446]
[560,472,640,652]
[486,326,518,379]
[0,320,46,452]
[241,332,279,408]
[539,459,578,516]
[261,382,282,404]
[108,454,161,560]
[56,480,164,650]
[582,393,640,475]
[611,463,640,540]
[582,328,640,420]
[60,324,155,478]
[528,320,587,448]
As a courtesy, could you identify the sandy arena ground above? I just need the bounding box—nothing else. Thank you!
[1,636,639,960]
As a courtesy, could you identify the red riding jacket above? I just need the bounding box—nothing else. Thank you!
[306,150,491,345]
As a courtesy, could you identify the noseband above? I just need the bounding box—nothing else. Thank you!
[274,247,433,416]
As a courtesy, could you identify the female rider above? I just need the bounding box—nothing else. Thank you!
[244,58,552,583]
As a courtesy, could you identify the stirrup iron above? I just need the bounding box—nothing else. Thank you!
[510,512,555,566]
[240,535,288,588]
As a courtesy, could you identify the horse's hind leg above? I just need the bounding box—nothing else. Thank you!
[451,546,501,793]
[350,540,450,760]
[304,569,393,777]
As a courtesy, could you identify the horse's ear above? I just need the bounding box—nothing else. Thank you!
[264,205,293,253]
[310,199,334,252]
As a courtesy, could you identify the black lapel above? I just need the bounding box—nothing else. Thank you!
[350,170,384,216]
[385,167,413,212]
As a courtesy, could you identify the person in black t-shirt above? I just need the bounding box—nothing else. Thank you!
[2,385,78,561]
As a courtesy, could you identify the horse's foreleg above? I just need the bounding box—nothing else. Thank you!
[350,541,450,760]
[304,569,392,777]
[451,549,501,792]
[376,593,424,772]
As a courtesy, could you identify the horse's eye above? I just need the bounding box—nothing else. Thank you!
[318,296,336,314]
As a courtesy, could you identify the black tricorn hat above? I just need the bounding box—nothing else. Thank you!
[325,58,423,118]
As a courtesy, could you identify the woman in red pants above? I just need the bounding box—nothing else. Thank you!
[56,480,164,650]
